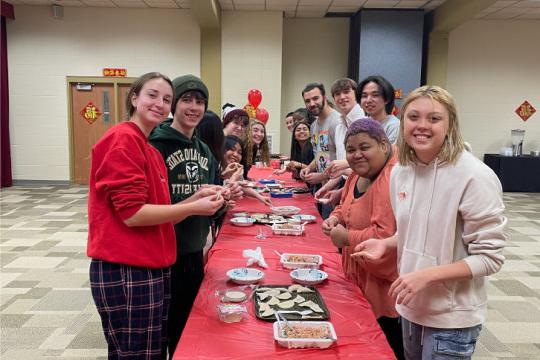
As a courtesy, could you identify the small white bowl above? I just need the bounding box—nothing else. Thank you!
[290,269,328,285]
[291,214,317,223]
[227,268,264,285]
[230,217,256,227]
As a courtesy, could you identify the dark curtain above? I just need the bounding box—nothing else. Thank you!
[1,14,12,187]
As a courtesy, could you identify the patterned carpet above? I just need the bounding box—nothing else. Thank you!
[1,186,539,359]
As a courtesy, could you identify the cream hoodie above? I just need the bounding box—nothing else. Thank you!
[390,150,506,328]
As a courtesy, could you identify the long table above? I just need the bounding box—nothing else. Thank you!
[173,168,395,359]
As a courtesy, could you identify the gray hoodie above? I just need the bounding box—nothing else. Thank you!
[390,150,506,328]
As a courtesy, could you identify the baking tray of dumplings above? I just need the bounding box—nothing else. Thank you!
[253,284,330,322]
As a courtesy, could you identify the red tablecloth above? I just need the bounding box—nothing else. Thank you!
[173,168,395,359]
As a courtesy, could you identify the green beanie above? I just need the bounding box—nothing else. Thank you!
[171,74,209,114]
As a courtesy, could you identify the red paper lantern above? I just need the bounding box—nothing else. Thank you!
[255,107,269,124]
[248,89,262,108]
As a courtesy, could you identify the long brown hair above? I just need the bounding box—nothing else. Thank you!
[126,72,173,118]
[397,85,464,166]
[243,119,270,166]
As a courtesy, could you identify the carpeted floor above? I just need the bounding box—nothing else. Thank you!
[1,186,539,359]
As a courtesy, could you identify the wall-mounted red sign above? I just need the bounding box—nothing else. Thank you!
[103,68,127,77]
[394,89,402,100]
[81,102,101,124]
[515,100,536,122]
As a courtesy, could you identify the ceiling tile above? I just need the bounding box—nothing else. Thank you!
[332,0,367,5]
[220,3,234,10]
[395,0,428,8]
[363,0,400,9]
[298,0,330,5]
[113,0,147,7]
[284,10,296,17]
[145,1,178,9]
[233,0,263,5]
[5,0,23,4]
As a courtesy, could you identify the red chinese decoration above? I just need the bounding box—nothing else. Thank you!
[247,89,262,108]
[81,102,101,124]
[392,105,399,116]
[255,107,269,124]
[515,100,536,122]
[394,89,402,100]
[103,68,127,77]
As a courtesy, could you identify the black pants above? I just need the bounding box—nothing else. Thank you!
[378,316,405,360]
[167,250,204,359]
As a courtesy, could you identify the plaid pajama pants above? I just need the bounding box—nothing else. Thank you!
[90,259,171,360]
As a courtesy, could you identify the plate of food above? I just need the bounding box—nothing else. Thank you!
[291,214,317,223]
[226,268,264,285]
[251,213,287,224]
[232,211,249,218]
[290,269,328,285]
[280,253,323,269]
[271,206,301,216]
[230,217,256,227]
[253,285,330,321]
[272,223,304,236]
[273,321,337,349]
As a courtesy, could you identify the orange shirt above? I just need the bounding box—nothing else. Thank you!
[330,152,398,318]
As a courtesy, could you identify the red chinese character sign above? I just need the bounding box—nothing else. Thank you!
[81,102,101,124]
[515,100,536,122]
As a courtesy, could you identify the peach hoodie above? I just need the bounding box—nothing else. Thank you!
[390,150,506,328]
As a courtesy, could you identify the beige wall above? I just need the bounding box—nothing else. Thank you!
[7,6,200,181]
[447,20,540,157]
[221,11,283,153]
[280,18,349,154]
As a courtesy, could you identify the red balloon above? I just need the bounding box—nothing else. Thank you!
[255,108,269,124]
[247,89,262,108]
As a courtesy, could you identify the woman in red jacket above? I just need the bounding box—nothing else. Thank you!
[87,72,224,359]
[322,118,402,359]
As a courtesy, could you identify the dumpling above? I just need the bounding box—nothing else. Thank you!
[258,302,271,312]
[288,284,302,292]
[277,300,295,309]
[261,308,275,317]
[276,291,292,300]
[292,295,305,303]
[296,286,315,293]
[267,296,280,306]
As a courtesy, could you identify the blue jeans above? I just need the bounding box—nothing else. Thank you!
[401,318,482,359]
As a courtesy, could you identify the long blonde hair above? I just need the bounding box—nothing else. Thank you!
[243,119,270,166]
[397,85,465,166]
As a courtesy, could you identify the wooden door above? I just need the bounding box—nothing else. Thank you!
[71,83,116,184]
